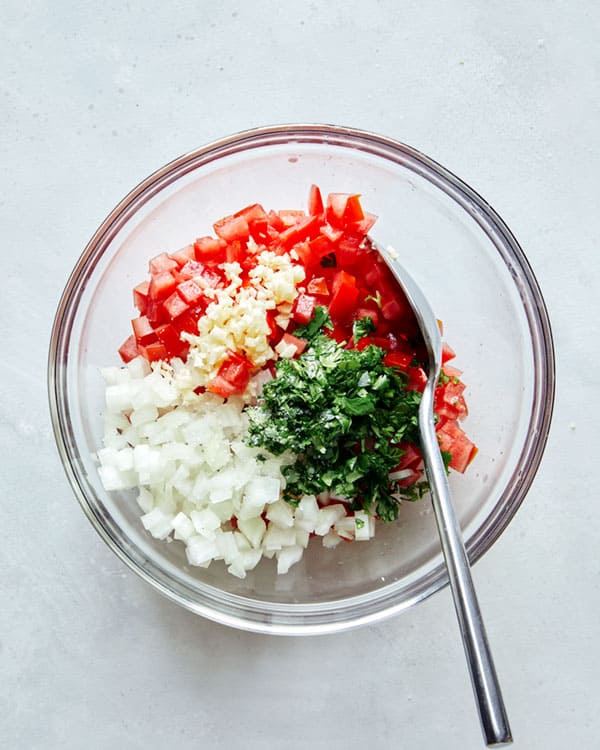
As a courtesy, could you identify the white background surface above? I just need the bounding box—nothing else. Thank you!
[2,2,598,748]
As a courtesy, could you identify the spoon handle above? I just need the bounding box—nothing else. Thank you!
[420,404,512,747]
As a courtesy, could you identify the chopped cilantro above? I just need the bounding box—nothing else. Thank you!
[352,315,376,342]
[245,330,423,523]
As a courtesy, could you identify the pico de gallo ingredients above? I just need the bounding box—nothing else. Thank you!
[98,185,477,578]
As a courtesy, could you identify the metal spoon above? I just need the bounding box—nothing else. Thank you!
[377,243,512,747]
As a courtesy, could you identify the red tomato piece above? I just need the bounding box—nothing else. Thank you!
[278,215,321,250]
[348,212,378,236]
[163,291,190,321]
[118,334,139,363]
[208,352,252,397]
[335,236,362,269]
[356,336,393,351]
[328,270,359,323]
[234,203,267,223]
[149,252,178,275]
[343,194,364,223]
[178,259,206,280]
[213,214,250,244]
[267,210,285,232]
[308,184,324,216]
[442,363,463,379]
[131,315,157,345]
[133,281,149,314]
[383,351,413,370]
[278,209,306,228]
[307,276,329,296]
[194,236,227,263]
[406,366,428,392]
[155,323,189,359]
[437,420,478,473]
[320,223,344,244]
[292,293,317,324]
[148,271,177,301]
[396,442,423,471]
[138,341,167,363]
[177,279,204,305]
[172,305,203,336]
[325,193,350,228]
[169,244,196,267]
[226,240,245,263]
[145,299,168,326]
[249,217,269,244]
[280,332,307,357]
[442,342,456,363]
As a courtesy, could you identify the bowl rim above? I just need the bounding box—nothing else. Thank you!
[48,123,556,635]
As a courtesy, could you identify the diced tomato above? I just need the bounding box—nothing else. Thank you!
[278,215,321,249]
[435,379,468,421]
[145,299,168,326]
[383,351,413,370]
[442,364,463,379]
[292,293,317,324]
[437,420,478,473]
[278,209,306,227]
[178,259,206,280]
[131,315,157,345]
[398,469,423,488]
[172,305,203,336]
[356,336,393,351]
[133,281,149,314]
[348,212,378,236]
[249,217,269,244]
[208,351,252,397]
[308,184,324,216]
[320,223,344,244]
[325,193,350,228]
[406,365,428,392]
[307,276,329,296]
[335,236,362,269]
[442,342,456,363]
[138,341,167,363]
[225,240,245,263]
[177,279,204,305]
[234,203,267,223]
[212,214,250,244]
[280,332,307,357]
[169,244,196,267]
[118,334,139,363]
[149,252,178,275]
[309,235,335,260]
[194,236,227,263]
[155,323,189,359]
[267,209,285,232]
[396,442,423,471]
[328,270,359,323]
[163,291,189,321]
[381,294,409,322]
[343,194,364,223]
[148,271,177,301]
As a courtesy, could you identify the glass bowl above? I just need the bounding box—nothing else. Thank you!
[48,125,555,635]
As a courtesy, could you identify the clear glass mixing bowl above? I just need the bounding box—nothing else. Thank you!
[48,125,555,634]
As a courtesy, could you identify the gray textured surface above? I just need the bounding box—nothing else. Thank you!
[1,2,598,748]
